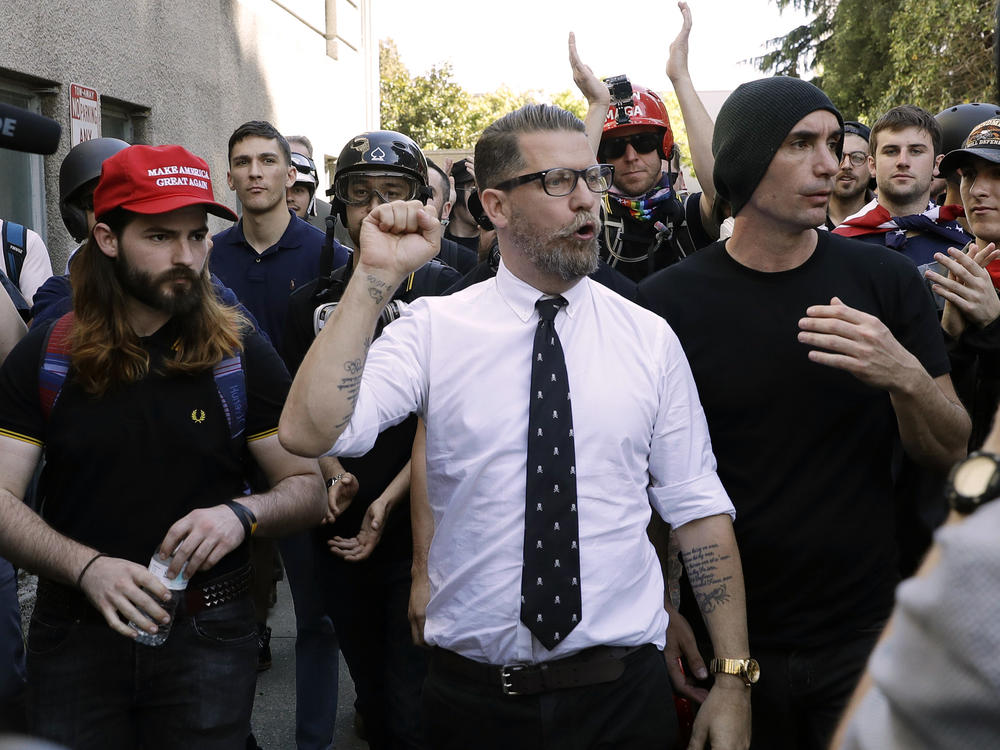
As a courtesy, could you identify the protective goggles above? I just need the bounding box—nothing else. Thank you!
[291,152,318,185]
[334,171,422,206]
[599,132,661,160]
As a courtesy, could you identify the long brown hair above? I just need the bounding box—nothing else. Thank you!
[69,208,248,396]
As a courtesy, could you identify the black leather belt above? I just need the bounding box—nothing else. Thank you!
[36,563,252,621]
[431,644,648,696]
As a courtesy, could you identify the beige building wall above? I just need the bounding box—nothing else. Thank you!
[0,0,378,271]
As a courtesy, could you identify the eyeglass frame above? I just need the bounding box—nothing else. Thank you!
[840,150,869,168]
[491,164,615,197]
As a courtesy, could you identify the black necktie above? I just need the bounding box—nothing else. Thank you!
[521,296,581,649]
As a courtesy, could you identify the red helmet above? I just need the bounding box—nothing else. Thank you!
[601,77,674,159]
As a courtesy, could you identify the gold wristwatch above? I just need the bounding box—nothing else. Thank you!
[710,657,760,687]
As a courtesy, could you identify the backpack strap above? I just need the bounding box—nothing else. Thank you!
[213,351,246,442]
[2,220,27,289]
[38,312,247,447]
[39,312,75,419]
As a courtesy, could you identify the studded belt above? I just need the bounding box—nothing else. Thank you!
[182,563,252,615]
[430,644,648,696]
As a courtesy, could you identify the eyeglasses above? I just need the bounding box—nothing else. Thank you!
[841,151,868,168]
[493,164,614,197]
[599,132,661,160]
[334,172,421,205]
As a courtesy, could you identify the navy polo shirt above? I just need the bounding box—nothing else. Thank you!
[211,210,348,358]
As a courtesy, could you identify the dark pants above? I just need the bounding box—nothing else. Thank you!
[320,546,427,750]
[0,556,26,732]
[279,531,340,750]
[422,644,677,750]
[749,627,883,750]
[26,590,258,750]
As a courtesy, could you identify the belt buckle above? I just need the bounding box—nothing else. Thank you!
[500,664,526,696]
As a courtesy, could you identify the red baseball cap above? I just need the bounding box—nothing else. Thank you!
[94,144,238,222]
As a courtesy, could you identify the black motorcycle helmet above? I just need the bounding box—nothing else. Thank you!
[936,103,1000,171]
[328,130,431,225]
[59,137,131,241]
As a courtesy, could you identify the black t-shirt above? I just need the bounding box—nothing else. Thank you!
[637,230,950,649]
[0,319,290,582]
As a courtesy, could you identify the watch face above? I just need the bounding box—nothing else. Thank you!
[744,658,761,685]
[953,454,999,497]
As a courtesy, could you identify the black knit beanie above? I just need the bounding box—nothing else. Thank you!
[712,77,843,216]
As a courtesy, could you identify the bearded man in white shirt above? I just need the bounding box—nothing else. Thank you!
[280,104,754,750]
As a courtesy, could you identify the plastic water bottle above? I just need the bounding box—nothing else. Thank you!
[130,554,188,646]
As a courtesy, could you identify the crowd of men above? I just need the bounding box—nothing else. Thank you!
[1,2,999,749]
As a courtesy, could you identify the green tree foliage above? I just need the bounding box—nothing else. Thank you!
[380,39,589,150]
[759,0,997,123]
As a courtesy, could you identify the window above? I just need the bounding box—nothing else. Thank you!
[0,87,47,240]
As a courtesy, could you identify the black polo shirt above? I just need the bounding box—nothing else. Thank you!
[0,319,290,582]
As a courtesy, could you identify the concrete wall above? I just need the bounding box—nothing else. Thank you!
[0,0,377,270]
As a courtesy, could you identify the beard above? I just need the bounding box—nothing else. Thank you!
[114,248,204,317]
[833,170,868,201]
[509,209,600,281]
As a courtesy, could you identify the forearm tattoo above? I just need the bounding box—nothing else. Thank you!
[365,274,392,306]
[334,351,365,429]
[681,543,733,614]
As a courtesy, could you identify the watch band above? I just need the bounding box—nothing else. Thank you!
[710,657,760,687]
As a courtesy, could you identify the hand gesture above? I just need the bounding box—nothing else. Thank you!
[78,554,171,639]
[357,201,441,282]
[797,297,922,391]
[158,505,246,579]
[666,2,694,83]
[925,242,1000,337]
[328,494,389,562]
[569,32,610,106]
[322,471,359,525]
[664,608,710,702]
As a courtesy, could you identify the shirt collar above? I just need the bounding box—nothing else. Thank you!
[234,210,304,254]
[495,258,589,323]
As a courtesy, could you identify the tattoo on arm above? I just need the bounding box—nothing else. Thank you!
[681,543,733,614]
[333,359,364,429]
[365,275,392,306]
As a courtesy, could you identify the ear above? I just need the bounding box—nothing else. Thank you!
[867,155,876,181]
[285,165,297,190]
[479,188,509,230]
[933,153,944,177]
[93,223,119,259]
[442,200,453,221]
[226,169,235,192]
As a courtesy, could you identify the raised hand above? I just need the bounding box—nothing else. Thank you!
[667,2,694,83]
[569,32,609,107]
[926,242,1000,337]
[357,200,442,284]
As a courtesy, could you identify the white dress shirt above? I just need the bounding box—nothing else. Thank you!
[332,260,734,665]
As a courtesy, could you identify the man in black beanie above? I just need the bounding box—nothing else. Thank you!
[638,76,970,750]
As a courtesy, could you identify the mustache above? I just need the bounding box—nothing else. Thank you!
[556,211,600,238]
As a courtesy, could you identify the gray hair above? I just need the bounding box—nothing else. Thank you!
[474,104,585,191]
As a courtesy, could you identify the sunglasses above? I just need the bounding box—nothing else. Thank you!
[599,132,661,160]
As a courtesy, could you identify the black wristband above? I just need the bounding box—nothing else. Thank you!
[76,552,107,589]
[225,500,258,539]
